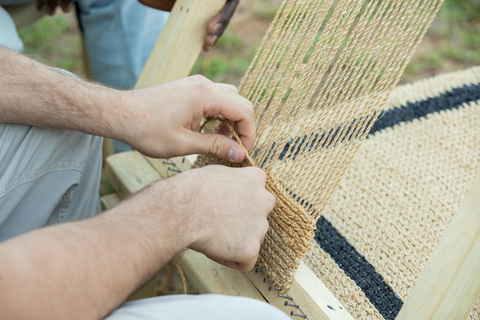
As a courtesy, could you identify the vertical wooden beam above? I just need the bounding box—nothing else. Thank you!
[135,0,226,89]
[397,171,480,320]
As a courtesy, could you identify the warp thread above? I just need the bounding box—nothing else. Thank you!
[197,117,316,291]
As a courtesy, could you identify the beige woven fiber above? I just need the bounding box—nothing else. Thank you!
[195,0,443,290]
[305,67,480,319]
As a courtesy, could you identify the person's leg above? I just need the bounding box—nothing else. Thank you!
[105,294,291,320]
[0,6,24,53]
[0,7,102,241]
[76,0,169,90]
[0,122,103,241]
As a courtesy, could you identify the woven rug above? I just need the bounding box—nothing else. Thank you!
[304,66,480,319]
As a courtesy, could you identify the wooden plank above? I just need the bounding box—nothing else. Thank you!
[177,249,266,300]
[100,193,122,211]
[135,0,226,89]
[146,156,195,179]
[397,171,480,320]
[105,151,160,198]
[245,262,354,320]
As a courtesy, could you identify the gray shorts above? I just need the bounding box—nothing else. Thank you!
[0,123,103,241]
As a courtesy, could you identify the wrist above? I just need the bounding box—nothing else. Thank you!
[112,175,198,257]
[107,90,144,147]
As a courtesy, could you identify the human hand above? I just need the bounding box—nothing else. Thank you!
[118,75,255,163]
[203,0,239,51]
[138,0,239,51]
[162,165,275,271]
[35,0,73,15]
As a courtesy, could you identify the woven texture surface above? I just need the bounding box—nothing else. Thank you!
[195,0,443,290]
[305,67,480,319]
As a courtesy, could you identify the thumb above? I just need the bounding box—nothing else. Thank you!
[184,131,246,163]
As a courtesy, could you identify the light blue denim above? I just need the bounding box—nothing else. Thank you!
[75,0,169,152]
[75,0,169,90]
[0,6,23,52]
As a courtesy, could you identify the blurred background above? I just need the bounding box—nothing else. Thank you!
[18,0,480,86]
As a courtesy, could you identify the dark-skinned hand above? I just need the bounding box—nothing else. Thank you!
[138,0,239,51]
[35,0,74,15]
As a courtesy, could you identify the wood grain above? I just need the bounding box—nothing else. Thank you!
[135,0,226,88]
[397,171,480,320]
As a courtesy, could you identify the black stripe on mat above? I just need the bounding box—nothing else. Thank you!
[275,82,480,162]
[315,217,403,319]
[370,82,480,135]
[311,82,480,319]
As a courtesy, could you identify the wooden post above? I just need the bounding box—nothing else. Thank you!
[396,171,480,320]
[135,0,226,89]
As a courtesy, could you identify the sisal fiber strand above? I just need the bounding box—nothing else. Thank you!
[195,0,444,290]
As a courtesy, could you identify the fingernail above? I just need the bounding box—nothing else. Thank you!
[228,146,239,162]
[213,23,222,34]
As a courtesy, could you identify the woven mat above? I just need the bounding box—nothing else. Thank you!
[304,66,480,319]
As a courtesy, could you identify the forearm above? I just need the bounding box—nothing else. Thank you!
[0,46,126,139]
[0,182,188,320]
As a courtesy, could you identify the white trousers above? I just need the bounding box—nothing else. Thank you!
[106,295,290,320]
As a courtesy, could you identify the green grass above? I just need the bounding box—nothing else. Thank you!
[405,0,480,79]
[251,1,278,19]
[18,14,84,76]
[16,0,479,86]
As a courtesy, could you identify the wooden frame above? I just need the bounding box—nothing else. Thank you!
[102,1,480,318]
[105,152,353,320]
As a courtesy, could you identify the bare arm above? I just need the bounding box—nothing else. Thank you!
[0,165,274,320]
[0,46,273,320]
[0,46,255,162]
[0,181,183,320]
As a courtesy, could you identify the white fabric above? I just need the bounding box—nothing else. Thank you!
[106,294,290,320]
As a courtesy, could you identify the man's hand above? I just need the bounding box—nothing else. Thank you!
[160,165,275,271]
[0,162,274,319]
[0,48,253,164]
[35,0,73,15]
[139,0,239,51]
[118,75,255,163]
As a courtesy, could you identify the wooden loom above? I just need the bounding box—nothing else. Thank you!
[102,1,480,318]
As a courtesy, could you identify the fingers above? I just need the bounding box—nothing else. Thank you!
[36,0,72,15]
[61,0,74,13]
[203,83,256,151]
[203,0,240,51]
[183,131,246,163]
[216,83,238,94]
